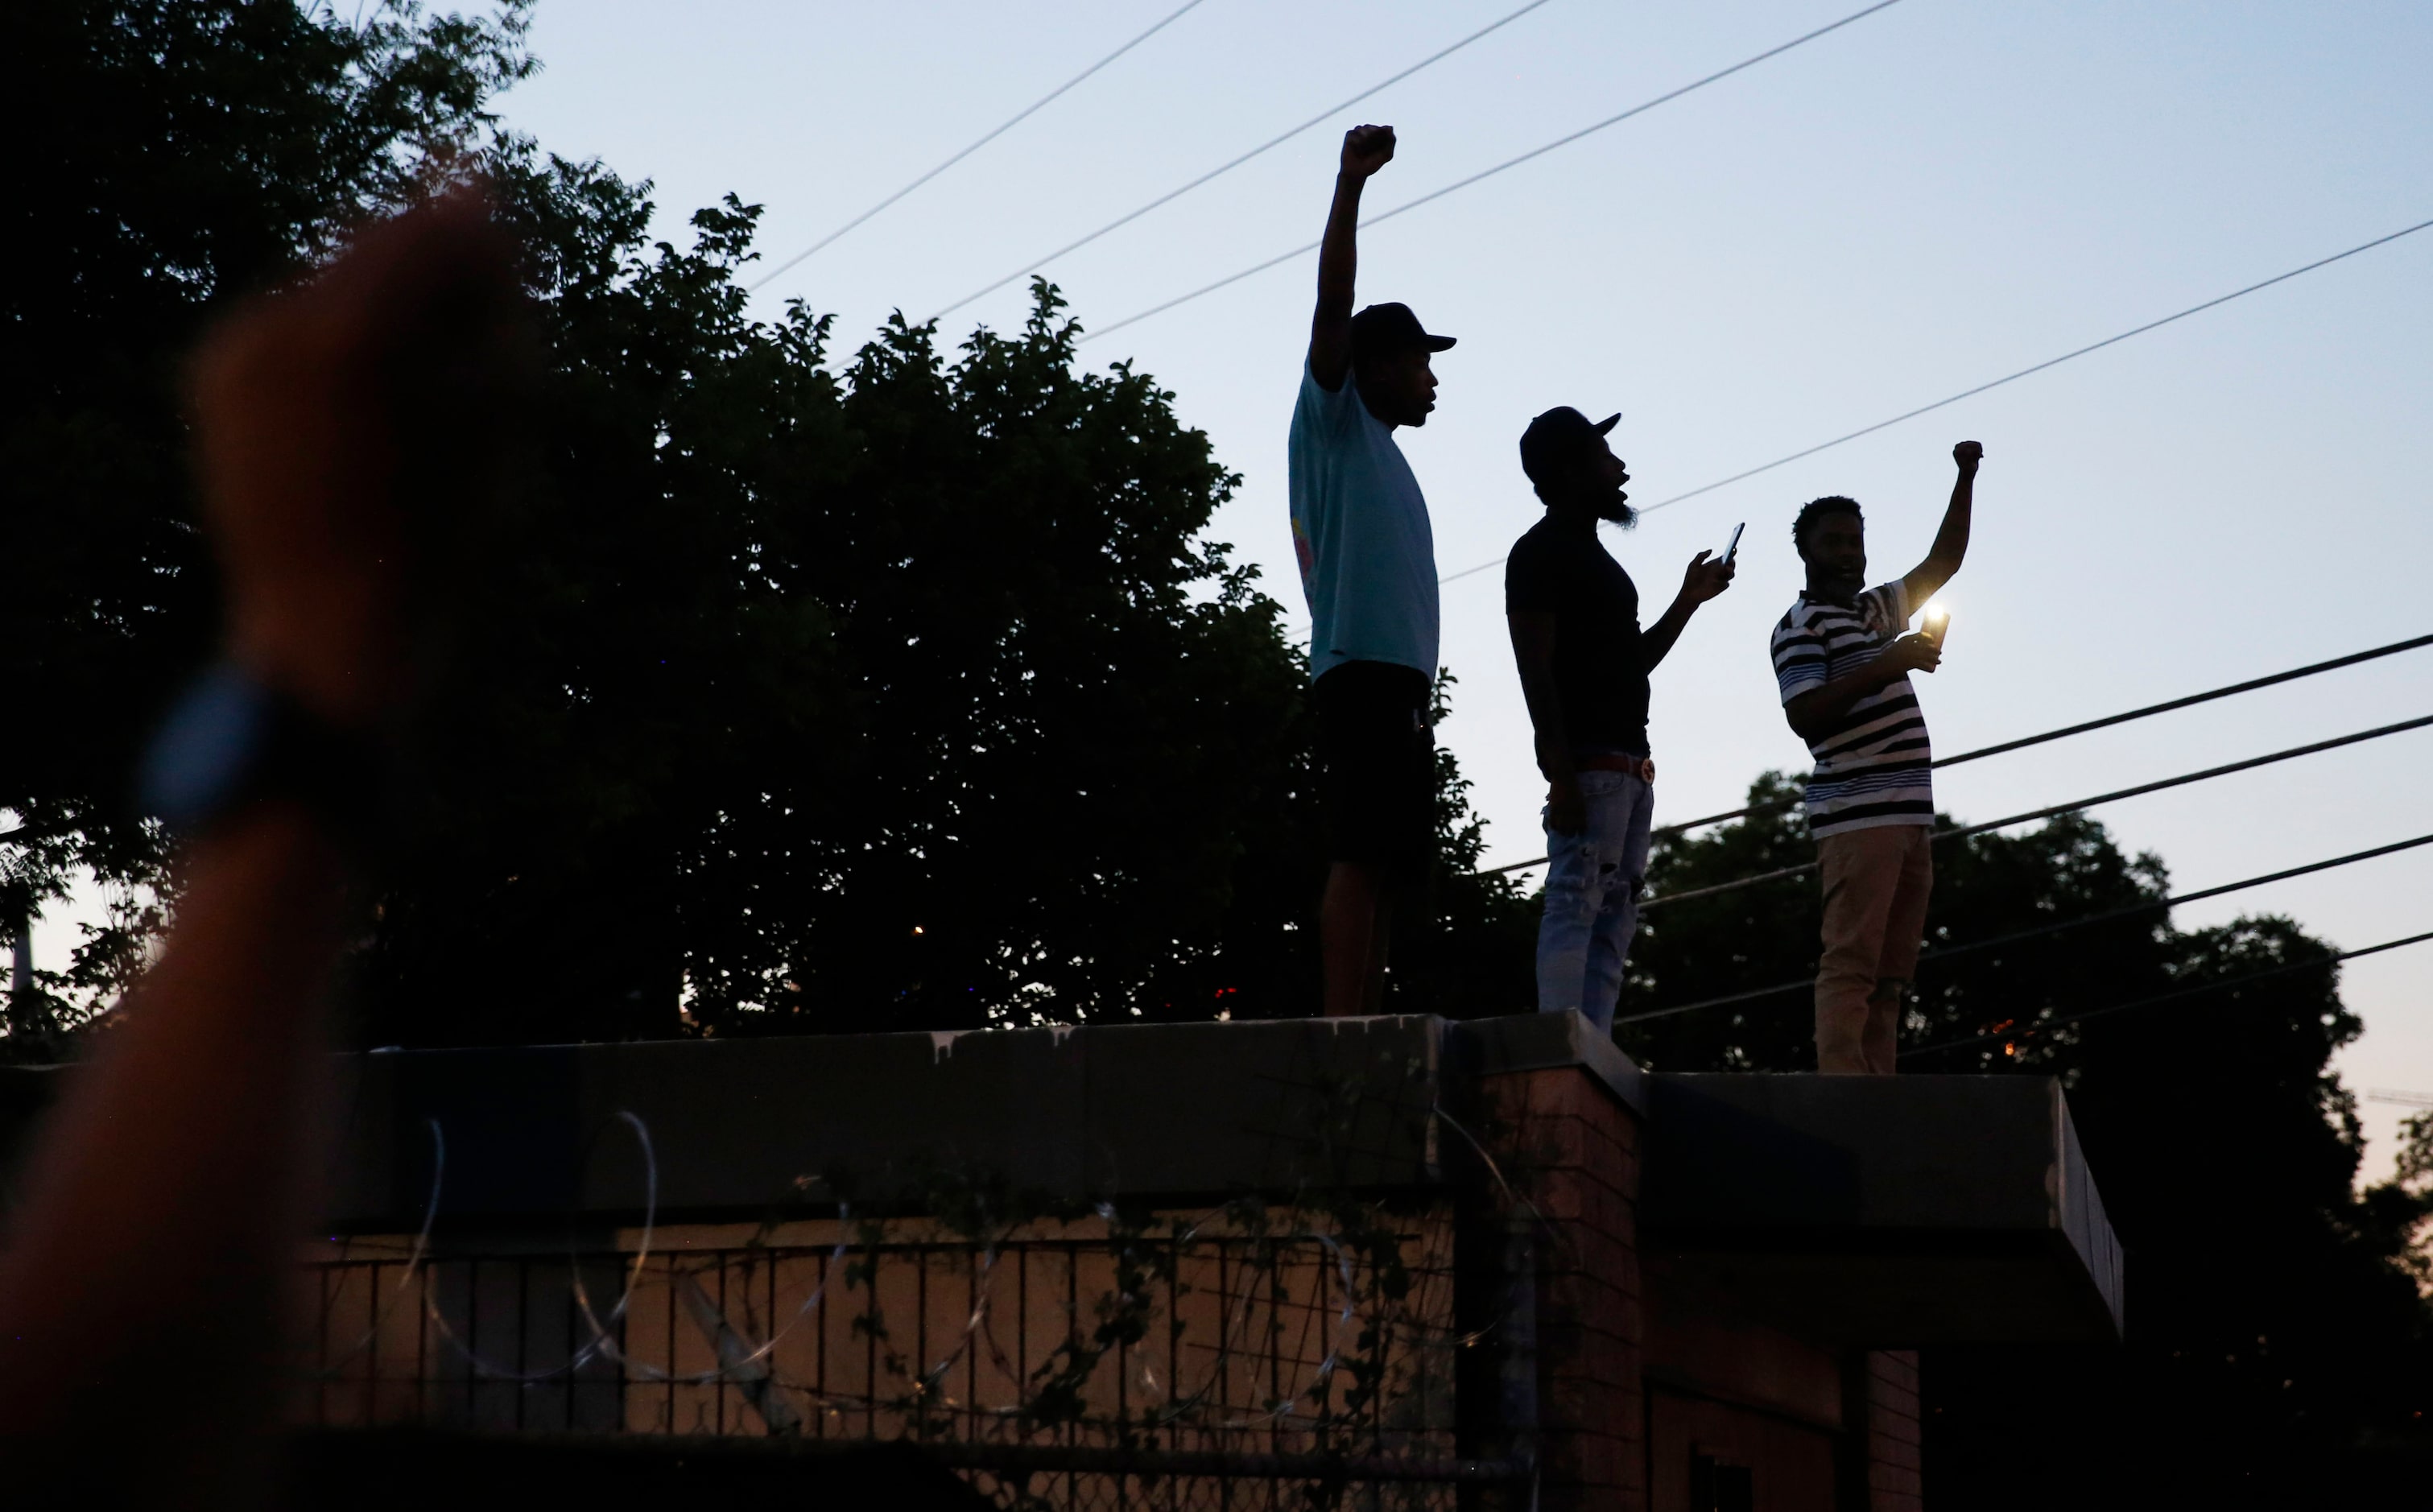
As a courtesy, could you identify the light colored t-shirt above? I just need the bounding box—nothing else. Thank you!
[1287,361,1439,683]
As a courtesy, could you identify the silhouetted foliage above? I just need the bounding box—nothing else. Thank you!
[3,0,1527,1047]
[2,0,535,1036]
[1623,773,2433,1504]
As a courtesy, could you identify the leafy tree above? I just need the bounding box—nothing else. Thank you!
[366,148,1533,1043]
[366,148,1324,1041]
[1386,675,1539,1020]
[4,0,1526,1049]
[2,0,536,1041]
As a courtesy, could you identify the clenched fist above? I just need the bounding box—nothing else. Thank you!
[1339,124,1396,180]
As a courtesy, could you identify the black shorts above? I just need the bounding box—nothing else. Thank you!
[1315,660,1435,884]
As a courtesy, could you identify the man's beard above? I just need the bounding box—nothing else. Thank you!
[1597,496,1637,527]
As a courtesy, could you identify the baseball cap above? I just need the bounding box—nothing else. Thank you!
[1518,407,1621,489]
[1349,302,1456,362]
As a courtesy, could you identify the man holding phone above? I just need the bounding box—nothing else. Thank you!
[1506,407,1735,1032]
[1768,440,1983,1073]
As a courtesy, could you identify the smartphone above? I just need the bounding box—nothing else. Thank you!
[1922,602,1951,646]
[1720,522,1745,566]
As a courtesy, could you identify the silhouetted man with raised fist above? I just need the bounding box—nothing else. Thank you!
[1770,441,1983,1073]
[1288,124,1456,1017]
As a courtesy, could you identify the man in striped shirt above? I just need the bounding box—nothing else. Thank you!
[1769,440,1983,1073]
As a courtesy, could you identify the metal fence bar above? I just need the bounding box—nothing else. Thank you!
[301,1221,1478,1494]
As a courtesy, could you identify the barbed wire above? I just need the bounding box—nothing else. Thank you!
[312,1111,1431,1437]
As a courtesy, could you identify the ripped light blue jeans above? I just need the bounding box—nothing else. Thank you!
[1535,767,1654,1034]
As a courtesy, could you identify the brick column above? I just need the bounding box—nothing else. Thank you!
[1863,1349,1923,1510]
[1465,1064,1647,1512]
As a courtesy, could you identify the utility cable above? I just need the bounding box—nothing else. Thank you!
[1476,630,2433,874]
[1079,0,1907,343]
[1898,927,2433,1063]
[748,0,1211,293]
[1435,213,2433,588]
[929,0,1559,323]
[1613,828,2433,1027]
[1632,712,2433,909]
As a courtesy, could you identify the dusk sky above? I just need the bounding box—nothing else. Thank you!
[60,1,2433,1167]
[508,0,2433,1175]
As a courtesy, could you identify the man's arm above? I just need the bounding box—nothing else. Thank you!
[1309,124,1395,392]
[1783,634,1939,742]
[0,192,514,1494]
[1508,611,1587,835]
[1900,440,1983,607]
[1638,550,1735,671]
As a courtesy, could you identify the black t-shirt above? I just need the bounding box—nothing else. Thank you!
[1503,514,1650,757]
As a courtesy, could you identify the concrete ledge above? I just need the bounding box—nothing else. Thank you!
[326,1016,1448,1229]
[1642,1073,2123,1344]
[2,1016,2125,1353]
[1447,1010,1649,1116]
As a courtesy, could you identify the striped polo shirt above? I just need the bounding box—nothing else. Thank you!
[1769,582,1933,837]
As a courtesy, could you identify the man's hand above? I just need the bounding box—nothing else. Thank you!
[1879,631,1943,676]
[1679,548,1735,605]
[189,188,522,729]
[1340,124,1396,180]
[1313,126,1395,384]
[1953,440,1984,473]
[1547,776,1588,838]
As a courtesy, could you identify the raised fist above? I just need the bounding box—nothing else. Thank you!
[1340,124,1397,180]
[189,188,523,728]
[1953,440,1984,470]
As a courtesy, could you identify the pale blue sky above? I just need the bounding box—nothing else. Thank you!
[55,1,2433,1169]
[515,0,2433,1172]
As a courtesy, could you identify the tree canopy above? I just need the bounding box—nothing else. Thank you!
[2,0,1534,1047]
[3,0,536,1023]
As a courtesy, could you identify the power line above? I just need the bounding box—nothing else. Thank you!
[2367,1089,2433,1109]
[747,0,1212,294]
[1636,712,2433,909]
[1922,634,2433,770]
[1475,630,2433,874]
[1078,0,1907,344]
[1434,213,2433,589]
[1899,927,2433,1063]
[928,0,1559,324]
[1613,828,2433,1027]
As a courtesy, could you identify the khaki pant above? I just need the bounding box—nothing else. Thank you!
[1815,824,1934,1075]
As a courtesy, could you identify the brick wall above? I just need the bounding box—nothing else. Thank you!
[1472,1064,1647,1512]
[1864,1349,1923,1511]
[1457,1057,1939,1512]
